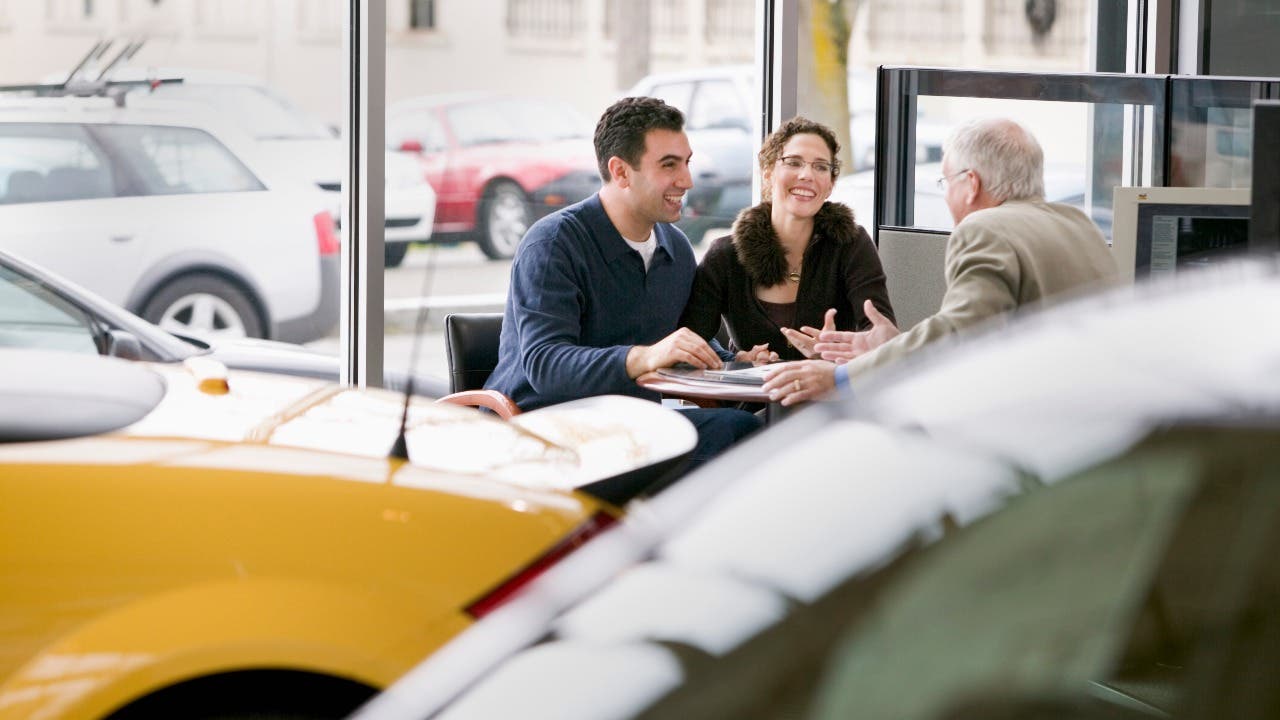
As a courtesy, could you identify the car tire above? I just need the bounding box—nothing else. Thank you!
[477,181,529,260]
[385,241,410,268]
[141,274,265,340]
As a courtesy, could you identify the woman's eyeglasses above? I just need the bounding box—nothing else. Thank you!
[778,156,835,175]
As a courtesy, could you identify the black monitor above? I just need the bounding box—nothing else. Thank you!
[1111,187,1251,281]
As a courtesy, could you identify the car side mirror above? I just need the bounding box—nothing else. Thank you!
[104,329,143,361]
[398,139,424,153]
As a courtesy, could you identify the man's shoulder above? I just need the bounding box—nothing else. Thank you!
[522,197,600,250]
[961,199,1095,231]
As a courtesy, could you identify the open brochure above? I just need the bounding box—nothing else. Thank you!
[657,361,774,386]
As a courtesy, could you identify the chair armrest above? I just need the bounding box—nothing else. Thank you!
[435,389,522,420]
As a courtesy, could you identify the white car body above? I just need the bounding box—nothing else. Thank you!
[106,67,436,252]
[0,95,339,342]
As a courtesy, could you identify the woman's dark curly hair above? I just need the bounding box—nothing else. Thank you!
[758,116,841,200]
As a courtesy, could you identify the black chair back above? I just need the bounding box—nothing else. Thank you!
[444,313,504,393]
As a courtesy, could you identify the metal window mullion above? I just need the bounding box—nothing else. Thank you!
[753,0,794,204]
[340,0,385,390]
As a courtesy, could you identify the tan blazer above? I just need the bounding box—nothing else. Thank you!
[846,199,1118,381]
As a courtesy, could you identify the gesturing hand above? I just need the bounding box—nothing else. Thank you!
[736,343,779,364]
[780,308,837,359]
[814,300,899,364]
[626,327,724,378]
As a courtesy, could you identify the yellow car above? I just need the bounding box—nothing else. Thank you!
[0,349,694,719]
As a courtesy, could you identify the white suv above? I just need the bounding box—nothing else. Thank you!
[0,96,339,342]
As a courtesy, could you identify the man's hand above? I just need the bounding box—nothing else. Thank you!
[736,344,779,364]
[814,300,899,364]
[761,360,837,407]
[626,327,724,378]
[780,308,837,359]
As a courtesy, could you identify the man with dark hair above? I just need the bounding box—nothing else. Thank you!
[486,97,762,467]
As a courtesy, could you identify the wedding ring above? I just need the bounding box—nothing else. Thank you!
[794,379,802,392]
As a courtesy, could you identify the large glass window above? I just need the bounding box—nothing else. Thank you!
[376,0,755,387]
[795,0,1104,225]
[0,4,345,346]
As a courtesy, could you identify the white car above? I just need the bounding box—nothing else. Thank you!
[0,95,338,342]
[107,66,436,267]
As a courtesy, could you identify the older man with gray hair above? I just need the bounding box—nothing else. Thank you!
[762,117,1118,404]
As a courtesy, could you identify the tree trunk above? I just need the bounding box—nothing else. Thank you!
[797,0,863,172]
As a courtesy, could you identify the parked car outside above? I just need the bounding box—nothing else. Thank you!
[0,95,338,343]
[106,66,436,268]
[625,65,755,244]
[387,93,601,260]
[353,258,1280,720]
[0,246,448,397]
[0,348,697,720]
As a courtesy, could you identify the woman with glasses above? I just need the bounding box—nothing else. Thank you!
[681,116,894,363]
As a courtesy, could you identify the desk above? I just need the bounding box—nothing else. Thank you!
[637,368,790,423]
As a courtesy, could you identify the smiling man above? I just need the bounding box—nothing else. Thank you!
[487,97,761,467]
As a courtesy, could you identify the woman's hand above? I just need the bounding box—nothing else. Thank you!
[780,308,837,359]
[735,344,779,364]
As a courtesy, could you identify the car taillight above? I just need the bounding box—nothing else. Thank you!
[464,510,619,619]
[313,211,340,256]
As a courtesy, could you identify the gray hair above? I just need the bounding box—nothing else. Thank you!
[943,118,1045,202]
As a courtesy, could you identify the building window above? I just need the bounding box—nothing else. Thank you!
[705,0,752,45]
[984,0,1086,59]
[46,0,101,28]
[193,0,260,38]
[507,0,583,40]
[299,0,342,39]
[410,0,435,30]
[867,0,963,52]
[603,0,686,43]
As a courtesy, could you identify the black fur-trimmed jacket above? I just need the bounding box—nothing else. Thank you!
[680,201,895,361]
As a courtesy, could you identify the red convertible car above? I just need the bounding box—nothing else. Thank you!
[387,94,601,259]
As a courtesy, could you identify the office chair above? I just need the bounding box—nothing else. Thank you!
[435,312,521,419]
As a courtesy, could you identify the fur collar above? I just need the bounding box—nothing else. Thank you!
[731,201,859,286]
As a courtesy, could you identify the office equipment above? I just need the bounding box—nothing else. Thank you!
[1250,101,1280,255]
[1111,187,1251,282]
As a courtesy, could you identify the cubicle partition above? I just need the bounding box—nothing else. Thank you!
[1250,101,1280,255]
[870,67,1280,329]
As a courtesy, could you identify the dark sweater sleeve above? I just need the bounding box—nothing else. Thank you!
[843,223,896,329]
[680,237,733,341]
[509,229,634,398]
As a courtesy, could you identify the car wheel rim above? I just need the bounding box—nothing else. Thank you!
[489,191,528,255]
[157,292,249,340]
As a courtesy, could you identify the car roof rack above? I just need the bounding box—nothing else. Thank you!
[0,39,182,107]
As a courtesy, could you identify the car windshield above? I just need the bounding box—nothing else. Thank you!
[446,98,590,147]
[0,254,202,361]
